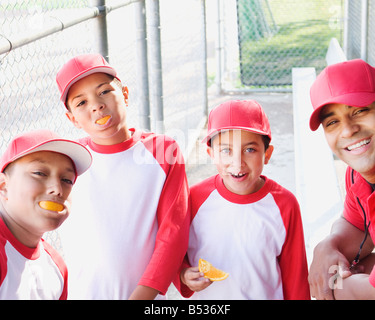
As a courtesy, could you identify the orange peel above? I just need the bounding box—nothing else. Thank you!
[39,201,64,212]
[198,258,229,281]
[96,115,111,125]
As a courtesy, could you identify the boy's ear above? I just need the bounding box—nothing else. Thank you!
[0,173,8,201]
[122,86,129,106]
[65,111,82,129]
[264,145,274,165]
[207,146,214,158]
[207,146,220,165]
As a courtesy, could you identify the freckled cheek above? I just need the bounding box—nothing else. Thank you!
[244,154,263,166]
[211,153,227,165]
[214,162,227,175]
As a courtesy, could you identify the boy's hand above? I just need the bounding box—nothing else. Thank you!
[181,267,212,292]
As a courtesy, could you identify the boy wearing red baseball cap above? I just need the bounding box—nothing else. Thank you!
[0,130,92,299]
[309,59,375,300]
[178,100,310,299]
[55,54,189,299]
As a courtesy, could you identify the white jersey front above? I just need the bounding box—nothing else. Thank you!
[59,129,189,299]
[186,175,310,300]
[0,219,67,300]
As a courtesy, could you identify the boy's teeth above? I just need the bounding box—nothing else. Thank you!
[347,139,370,151]
[231,173,245,178]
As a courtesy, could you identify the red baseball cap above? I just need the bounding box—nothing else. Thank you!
[56,53,120,106]
[202,100,272,146]
[309,59,375,131]
[0,130,92,178]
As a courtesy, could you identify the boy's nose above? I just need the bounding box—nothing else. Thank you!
[92,100,105,112]
[230,151,243,169]
[47,180,63,197]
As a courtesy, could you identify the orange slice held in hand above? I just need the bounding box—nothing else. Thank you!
[198,258,229,281]
[96,115,111,125]
[39,201,64,212]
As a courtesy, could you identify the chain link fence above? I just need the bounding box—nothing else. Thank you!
[218,0,344,91]
[345,0,375,67]
[0,0,207,252]
[0,0,207,155]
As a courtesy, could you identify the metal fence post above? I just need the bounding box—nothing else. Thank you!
[201,0,208,118]
[134,0,151,131]
[145,0,164,134]
[215,0,223,94]
[360,0,368,61]
[90,0,109,60]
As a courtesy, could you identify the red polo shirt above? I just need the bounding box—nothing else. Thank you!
[343,167,375,286]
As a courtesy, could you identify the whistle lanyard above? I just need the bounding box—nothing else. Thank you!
[349,169,372,269]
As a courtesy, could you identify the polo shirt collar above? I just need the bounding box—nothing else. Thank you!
[351,170,374,202]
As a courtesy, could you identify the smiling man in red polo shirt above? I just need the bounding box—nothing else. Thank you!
[309,59,375,300]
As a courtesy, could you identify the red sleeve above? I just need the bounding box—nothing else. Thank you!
[42,240,68,300]
[273,183,310,300]
[0,235,7,288]
[138,135,190,295]
[343,167,366,231]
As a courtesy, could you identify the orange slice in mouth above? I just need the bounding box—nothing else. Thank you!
[39,201,64,212]
[198,258,229,281]
[96,115,111,125]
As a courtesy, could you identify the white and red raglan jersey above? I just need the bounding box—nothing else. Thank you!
[184,174,310,300]
[59,129,189,299]
[0,218,67,300]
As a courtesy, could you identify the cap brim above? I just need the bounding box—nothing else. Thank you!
[4,140,92,176]
[33,140,92,176]
[202,127,271,145]
[60,66,118,103]
[309,92,375,131]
